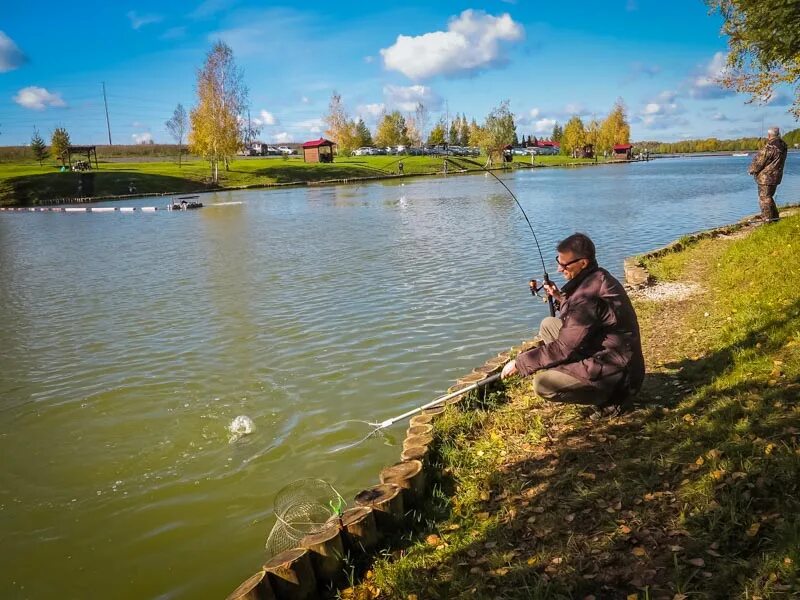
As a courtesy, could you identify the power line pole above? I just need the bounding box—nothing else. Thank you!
[102,82,112,145]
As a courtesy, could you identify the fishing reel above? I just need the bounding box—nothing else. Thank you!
[529,279,549,305]
[529,277,557,316]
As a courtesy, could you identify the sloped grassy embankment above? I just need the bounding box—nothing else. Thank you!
[344,213,800,599]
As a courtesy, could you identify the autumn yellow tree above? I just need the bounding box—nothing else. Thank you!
[189,41,247,183]
[561,116,586,156]
[475,100,517,161]
[374,111,410,148]
[598,99,630,154]
[323,92,358,155]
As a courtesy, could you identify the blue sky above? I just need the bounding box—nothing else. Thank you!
[0,1,796,146]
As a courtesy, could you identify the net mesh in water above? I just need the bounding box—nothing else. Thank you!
[265,478,346,558]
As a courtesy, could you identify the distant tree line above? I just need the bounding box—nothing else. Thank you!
[636,129,799,154]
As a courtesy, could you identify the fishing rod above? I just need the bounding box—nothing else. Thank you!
[450,155,556,317]
[330,373,500,453]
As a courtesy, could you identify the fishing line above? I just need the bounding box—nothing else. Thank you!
[450,155,556,316]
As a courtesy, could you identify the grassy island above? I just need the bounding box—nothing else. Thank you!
[343,209,800,600]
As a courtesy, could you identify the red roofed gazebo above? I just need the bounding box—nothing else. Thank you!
[302,138,335,163]
[612,143,633,160]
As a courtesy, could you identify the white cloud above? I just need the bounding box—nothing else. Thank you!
[529,108,540,119]
[296,118,324,134]
[13,86,66,110]
[710,112,730,121]
[0,31,28,72]
[127,11,162,30]
[253,110,277,126]
[364,55,374,64]
[638,90,685,128]
[532,118,557,135]
[564,102,588,116]
[383,84,442,112]
[273,132,293,143]
[301,96,310,104]
[357,103,386,120]
[380,10,524,80]
[132,132,153,144]
[688,52,734,99]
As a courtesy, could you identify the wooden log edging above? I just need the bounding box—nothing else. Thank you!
[225,343,519,599]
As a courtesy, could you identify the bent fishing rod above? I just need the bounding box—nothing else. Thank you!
[449,156,556,317]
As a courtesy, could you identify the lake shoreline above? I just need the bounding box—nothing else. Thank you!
[0,155,640,207]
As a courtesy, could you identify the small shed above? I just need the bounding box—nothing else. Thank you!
[302,138,335,163]
[612,144,633,160]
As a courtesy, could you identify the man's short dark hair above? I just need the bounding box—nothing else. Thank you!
[557,233,596,260]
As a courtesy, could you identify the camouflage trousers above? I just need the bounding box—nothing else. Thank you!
[758,184,780,221]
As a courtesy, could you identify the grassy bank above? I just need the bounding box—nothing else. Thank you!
[0,154,603,206]
[345,212,800,599]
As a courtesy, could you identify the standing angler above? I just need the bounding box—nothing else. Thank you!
[748,127,788,222]
[501,233,645,418]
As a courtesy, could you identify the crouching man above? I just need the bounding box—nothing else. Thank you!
[501,233,645,417]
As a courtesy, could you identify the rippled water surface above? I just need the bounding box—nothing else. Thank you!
[1,155,797,599]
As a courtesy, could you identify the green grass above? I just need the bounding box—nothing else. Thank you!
[345,214,800,599]
[0,153,613,206]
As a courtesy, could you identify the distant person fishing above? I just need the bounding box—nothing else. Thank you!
[749,126,788,222]
[501,233,645,419]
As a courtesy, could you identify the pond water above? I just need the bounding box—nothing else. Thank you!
[1,154,797,599]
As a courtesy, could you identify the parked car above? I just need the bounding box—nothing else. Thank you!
[264,146,280,156]
[277,146,295,155]
[352,147,375,156]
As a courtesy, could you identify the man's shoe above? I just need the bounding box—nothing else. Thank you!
[588,401,632,421]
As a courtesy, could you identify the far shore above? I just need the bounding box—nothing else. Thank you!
[0,153,630,207]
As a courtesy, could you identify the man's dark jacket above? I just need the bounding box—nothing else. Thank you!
[749,137,788,185]
[515,264,645,396]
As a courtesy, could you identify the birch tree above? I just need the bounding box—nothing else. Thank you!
[189,41,247,183]
[323,92,358,155]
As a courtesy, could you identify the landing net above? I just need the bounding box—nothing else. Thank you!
[265,478,346,558]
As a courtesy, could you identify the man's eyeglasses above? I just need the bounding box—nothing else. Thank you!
[556,256,587,268]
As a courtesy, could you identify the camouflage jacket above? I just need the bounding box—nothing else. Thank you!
[749,137,788,186]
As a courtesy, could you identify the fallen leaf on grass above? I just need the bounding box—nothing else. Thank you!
[687,557,705,567]
[565,513,575,522]
[706,548,722,557]
[484,541,497,549]
[425,534,441,546]
[627,594,639,600]
[578,472,596,480]
[632,546,647,557]
[619,524,632,534]
[746,523,760,537]
[551,557,563,564]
